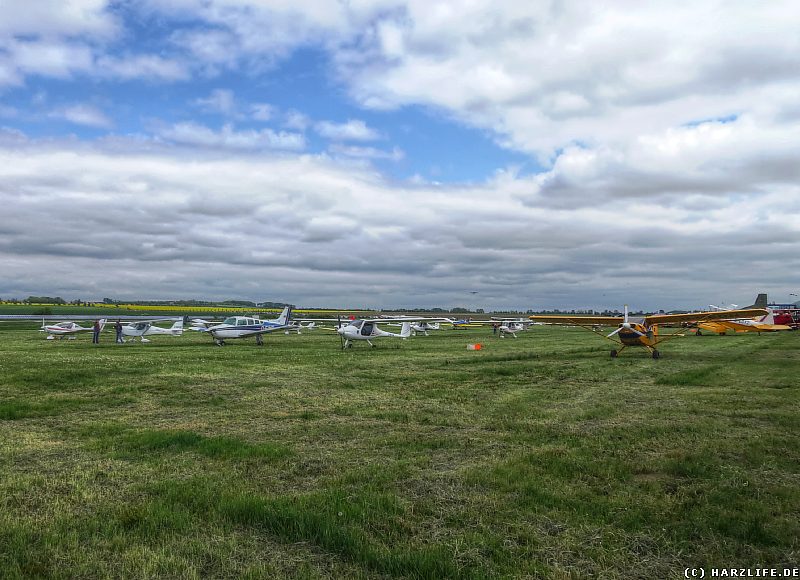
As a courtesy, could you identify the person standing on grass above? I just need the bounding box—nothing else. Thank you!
[92,319,101,344]
[115,319,123,343]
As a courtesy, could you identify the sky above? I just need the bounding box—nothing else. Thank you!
[0,0,799,311]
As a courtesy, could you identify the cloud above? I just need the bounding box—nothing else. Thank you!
[328,143,404,161]
[156,122,305,150]
[284,110,311,131]
[193,89,238,116]
[250,103,274,121]
[315,119,381,141]
[50,104,113,129]
[0,133,797,310]
[95,54,189,81]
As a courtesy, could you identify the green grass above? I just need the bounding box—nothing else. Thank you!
[0,323,798,578]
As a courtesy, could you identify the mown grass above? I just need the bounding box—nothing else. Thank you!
[0,322,798,578]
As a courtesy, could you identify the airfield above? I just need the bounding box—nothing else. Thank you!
[1,322,798,578]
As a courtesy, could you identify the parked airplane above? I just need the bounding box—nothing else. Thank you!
[120,318,184,342]
[698,309,792,334]
[284,321,317,334]
[191,307,293,346]
[696,294,789,334]
[387,320,442,336]
[336,318,413,348]
[529,305,767,358]
[40,319,105,339]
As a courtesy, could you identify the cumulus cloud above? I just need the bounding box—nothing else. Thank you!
[315,119,382,141]
[156,122,305,150]
[193,89,238,116]
[1,3,799,309]
[0,133,797,310]
[50,104,113,129]
[328,143,404,161]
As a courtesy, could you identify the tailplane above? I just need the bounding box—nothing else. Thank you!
[170,319,184,335]
[276,306,292,325]
[748,293,768,309]
[400,322,412,338]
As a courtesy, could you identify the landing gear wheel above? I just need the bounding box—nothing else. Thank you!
[696,329,702,336]
[216,340,225,347]
[651,349,661,359]
[610,349,618,358]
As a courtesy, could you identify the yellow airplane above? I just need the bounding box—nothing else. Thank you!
[529,305,768,359]
[699,311,792,334]
[695,294,791,335]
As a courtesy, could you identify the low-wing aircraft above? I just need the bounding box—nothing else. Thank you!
[529,305,768,358]
[40,319,105,339]
[192,307,293,346]
[120,318,184,342]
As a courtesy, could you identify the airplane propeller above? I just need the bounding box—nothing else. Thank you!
[606,304,645,338]
[338,315,345,350]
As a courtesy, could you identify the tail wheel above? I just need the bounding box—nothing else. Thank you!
[652,349,661,359]
[610,349,618,358]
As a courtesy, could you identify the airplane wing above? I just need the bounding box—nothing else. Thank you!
[527,315,624,326]
[644,308,768,326]
[363,317,454,323]
[718,321,792,332]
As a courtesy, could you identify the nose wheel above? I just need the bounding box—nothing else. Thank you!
[651,349,660,359]
[610,349,618,358]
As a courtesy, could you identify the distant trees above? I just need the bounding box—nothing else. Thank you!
[26,296,65,304]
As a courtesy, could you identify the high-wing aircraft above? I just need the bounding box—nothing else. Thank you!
[120,318,184,342]
[284,321,317,334]
[191,307,293,346]
[529,305,768,358]
[40,319,105,339]
[698,309,792,334]
[387,320,442,336]
[336,318,413,348]
[489,317,531,338]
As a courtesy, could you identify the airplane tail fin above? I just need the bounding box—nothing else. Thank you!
[276,306,292,325]
[748,293,768,309]
[98,319,107,331]
[400,322,412,338]
[170,319,184,334]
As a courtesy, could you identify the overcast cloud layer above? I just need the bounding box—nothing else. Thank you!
[0,1,798,310]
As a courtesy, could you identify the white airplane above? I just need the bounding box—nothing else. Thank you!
[284,321,317,335]
[336,319,413,348]
[192,307,293,346]
[497,321,525,338]
[40,319,106,339]
[120,318,184,343]
[387,320,442,336]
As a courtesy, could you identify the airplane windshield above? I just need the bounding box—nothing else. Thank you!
[223,317,237,325]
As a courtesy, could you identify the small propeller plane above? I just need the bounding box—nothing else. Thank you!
[387,320,442,336]
[489,317,531,338]
[120,318,184,342]
[336,318,413,348]
[695,295,791,334]
[697,309,792,335]
[191,307,293,346]
[40,319,106,339]
[529,305,768,358]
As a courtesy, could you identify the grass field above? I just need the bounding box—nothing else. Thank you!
[1,323,798,578]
